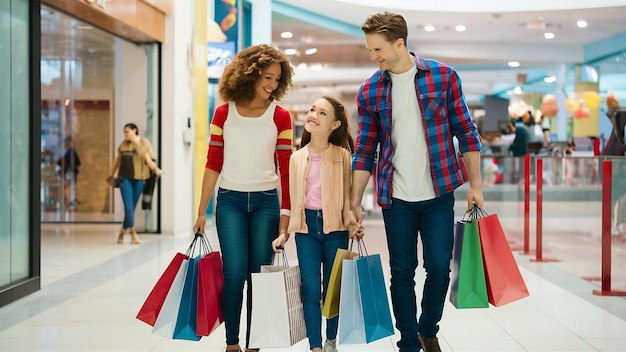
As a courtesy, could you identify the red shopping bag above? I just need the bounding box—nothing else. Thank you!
[196,250,224,336]
[477,213,529,306]
[136,252,188,326]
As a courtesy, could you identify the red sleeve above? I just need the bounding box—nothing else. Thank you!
[273,105,293,211]
[205,104,229,172]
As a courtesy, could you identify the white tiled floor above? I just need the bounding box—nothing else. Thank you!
[1,213,625,352]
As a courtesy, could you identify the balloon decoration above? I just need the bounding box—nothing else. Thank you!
[580,91,601,110]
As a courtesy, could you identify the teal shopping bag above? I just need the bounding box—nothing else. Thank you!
[356,253,394,343]
[173,256,201,341]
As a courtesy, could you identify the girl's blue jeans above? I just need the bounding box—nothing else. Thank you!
[295,209,349,350]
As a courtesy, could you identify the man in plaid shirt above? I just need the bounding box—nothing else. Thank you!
[350,12,484,352]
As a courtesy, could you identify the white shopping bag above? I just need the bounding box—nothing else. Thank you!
[152,258,189,338]
[248,257,306,348]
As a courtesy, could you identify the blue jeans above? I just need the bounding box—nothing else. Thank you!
[381,192,454,352]
[120,178,144,228]
[295,209,349,350]
[215,187,279,347]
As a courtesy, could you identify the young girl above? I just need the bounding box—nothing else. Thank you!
[272,96,361,352]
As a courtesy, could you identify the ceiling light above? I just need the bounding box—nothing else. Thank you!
[544,32,555,39]
[424,25,436,32]
[544,76,557,83]
[280,32,293,39]
[455,25,466,32]
[577,20,588,28]
[508,61,520,68]
[304,48,317,55]
[284,48,297,55]
[76,24,93,30]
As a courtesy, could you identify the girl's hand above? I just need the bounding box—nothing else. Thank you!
[271,233,289,253]
[346,210,364,240]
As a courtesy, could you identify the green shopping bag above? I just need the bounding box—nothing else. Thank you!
[449,208,489,309]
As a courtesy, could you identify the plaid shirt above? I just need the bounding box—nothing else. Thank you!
[352,54,481,209]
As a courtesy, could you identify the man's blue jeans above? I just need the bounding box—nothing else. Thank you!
[295,209,349,350]
[120,178,144,228]
[381,192,454,352]
[215,188,279,347]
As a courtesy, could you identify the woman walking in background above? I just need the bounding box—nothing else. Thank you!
[108,123,162,244]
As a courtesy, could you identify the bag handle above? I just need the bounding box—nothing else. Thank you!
[348,239,368,258]
[271,246,289,267]
[462,205,489,222]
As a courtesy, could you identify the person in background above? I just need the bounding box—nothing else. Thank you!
[108,123,162,244]
[350,12,483,352]
[275,96,361,352]
[193,44,294,352]
[57,136,81,211]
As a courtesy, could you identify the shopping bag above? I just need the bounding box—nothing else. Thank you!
[339,240,393,344]
[248,249,306,348]
[152,258,189,338]
[477,212,530,306]
[449,217,489,309]
[337,257,366,344]
[173,256,201,341]
[322,247,358,319]
[356,252,394,343]
[196,236,224,336]
[136,252,187,326]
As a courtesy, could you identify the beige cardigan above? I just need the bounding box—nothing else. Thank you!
[288,144,352,234]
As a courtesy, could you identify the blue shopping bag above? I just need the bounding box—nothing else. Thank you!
[173,256,201,341]
[356,253,394,343]
[337,258,366,344]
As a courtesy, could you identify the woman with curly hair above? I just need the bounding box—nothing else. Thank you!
[193,44,294,352]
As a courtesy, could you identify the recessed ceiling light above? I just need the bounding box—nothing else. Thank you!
[455,25,466,32]
[305,48,317,55]
[577,20,588,28]
[544,32,555,39]
[284,48,297,55]
[424,25,436,32]
[508,61,520,68]
[280,31,293,39]
[76,24,93,30]
[544,76,557,83]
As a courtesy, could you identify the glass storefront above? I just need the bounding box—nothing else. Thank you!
[0,0,40,305]
[40,6,160,231]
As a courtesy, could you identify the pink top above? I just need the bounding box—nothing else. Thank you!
[304,152,322,210]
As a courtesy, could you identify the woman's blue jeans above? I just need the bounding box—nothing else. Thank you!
[381,192,454,352]
[215,188,279,347]
[295,209,349,350]
[120,178,144,228]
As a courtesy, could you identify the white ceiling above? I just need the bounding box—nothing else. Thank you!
[271,0,626,105]
[40,1,626,106]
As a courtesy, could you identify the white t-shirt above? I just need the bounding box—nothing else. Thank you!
[389,65,436,202]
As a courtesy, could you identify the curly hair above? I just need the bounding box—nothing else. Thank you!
[361,11,408,46]
[218,44,294,103]
[300,96,354,153]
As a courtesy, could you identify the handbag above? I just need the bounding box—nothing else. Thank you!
[248,248,306,348]
[339,240,394,344]
[195,235,224,336]
[477,210,530,306]
[449,207,489,309]
[322,246,358,319]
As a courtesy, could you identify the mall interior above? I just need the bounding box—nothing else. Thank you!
[1,0,626,351]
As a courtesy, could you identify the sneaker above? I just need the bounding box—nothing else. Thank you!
[323,341,338,352]
[418,334,441,352]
